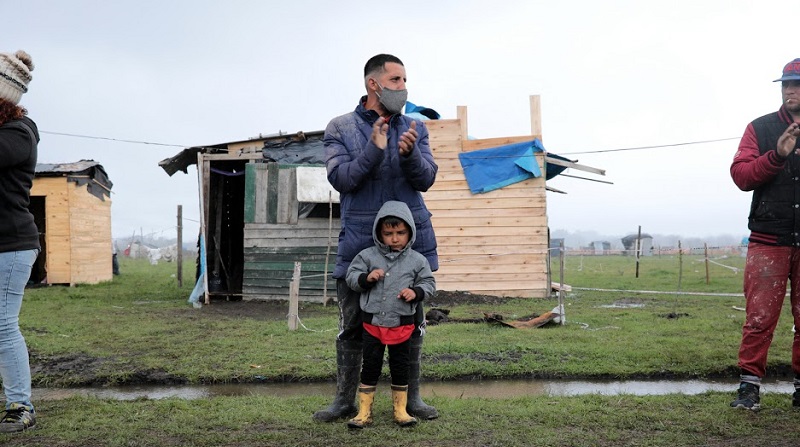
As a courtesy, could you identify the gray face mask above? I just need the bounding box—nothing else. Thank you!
[375,82,408,115]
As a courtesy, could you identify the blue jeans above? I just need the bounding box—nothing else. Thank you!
[0,249,37,411]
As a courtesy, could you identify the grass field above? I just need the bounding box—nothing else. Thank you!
[555,250,746,293]
[4,253,799,447]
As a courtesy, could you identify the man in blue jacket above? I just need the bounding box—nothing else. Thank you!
[313,54,439,422]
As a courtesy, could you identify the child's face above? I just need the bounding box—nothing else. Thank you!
[380,222,410,251]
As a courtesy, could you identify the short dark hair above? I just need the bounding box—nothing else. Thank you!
[378,216,409,230]
[364,54,404,78]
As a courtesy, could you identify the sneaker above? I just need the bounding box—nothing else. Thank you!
[0,404,37,433]
[793,390,800,408]
[730,382,761,411]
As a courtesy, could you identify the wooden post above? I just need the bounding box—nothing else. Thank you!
[197,152,210,305]
[323,191,333,306]
[457,105,469,141]
[530,95,548,297]
[529,95,542,138]
[704,243,710,285]
[677,240,683,292]
[288,261,301,330]
[177,205,183,288]
[558,239,566,325]
[635,225,642,278]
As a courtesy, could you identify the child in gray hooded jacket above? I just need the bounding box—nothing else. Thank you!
[345,200,436,429]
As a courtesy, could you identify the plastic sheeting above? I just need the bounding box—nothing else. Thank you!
[458,139,545,194]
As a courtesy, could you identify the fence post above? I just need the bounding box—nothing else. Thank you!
[288,262,301,330]
[323,192,333,306]
[177,205,183,288]
[677,240,683,292]
[635,225,642,278]
[559,239,566,325]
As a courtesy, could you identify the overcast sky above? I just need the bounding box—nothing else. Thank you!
[5,0,796,243]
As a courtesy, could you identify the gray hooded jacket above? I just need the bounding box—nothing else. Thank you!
[345,200,436,328]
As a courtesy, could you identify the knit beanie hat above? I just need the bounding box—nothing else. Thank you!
[0,50,34,105]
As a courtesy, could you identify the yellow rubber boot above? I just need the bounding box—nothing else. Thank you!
[347,385,376,429]
[391,384,418,427]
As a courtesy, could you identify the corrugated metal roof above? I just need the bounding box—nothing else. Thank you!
[159,130,326,177]
[34,159,113,200]
[35,159,101,174]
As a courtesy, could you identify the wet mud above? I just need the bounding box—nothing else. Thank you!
[24,290,793,388]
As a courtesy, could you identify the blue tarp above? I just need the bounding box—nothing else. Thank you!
[405,101,440,120]
[458,139,545,194]
[188,234,206,308]
[544,152,571,180]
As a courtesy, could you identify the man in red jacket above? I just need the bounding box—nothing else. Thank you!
[730,58,800,411]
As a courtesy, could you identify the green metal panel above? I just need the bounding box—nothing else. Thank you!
[244,164,256,223]
[242,243,337,299]
[266,163,279,224]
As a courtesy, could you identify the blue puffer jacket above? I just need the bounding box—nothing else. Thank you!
[325,97,438,279]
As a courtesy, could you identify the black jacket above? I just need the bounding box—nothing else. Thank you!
[747,109,800,246]
[0,116,40,253]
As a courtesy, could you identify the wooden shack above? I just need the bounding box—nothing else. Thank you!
[423,96,604,297]
[159,95,603,302]
[29,160,114,285]
[422,100,549,297]
[159,132,339,302]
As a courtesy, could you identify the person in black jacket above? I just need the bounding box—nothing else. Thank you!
[730,57,800,411]
[0,50,39,433]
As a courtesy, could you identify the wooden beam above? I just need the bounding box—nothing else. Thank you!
[200,153,264,161]
[544,156,606,176]
[461,135,543,152]
[530,95,542,140]
[457,106,468,142]
[556,173,614,184]
[546,185,568,194]
[197,152,210,305]
[288,262,300,330]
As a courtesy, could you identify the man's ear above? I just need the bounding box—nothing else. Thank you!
[368,78,379,93]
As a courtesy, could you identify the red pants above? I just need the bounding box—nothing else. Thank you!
[738,242,800,377]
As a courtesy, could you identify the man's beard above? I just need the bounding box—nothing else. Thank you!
[786,101,800,114]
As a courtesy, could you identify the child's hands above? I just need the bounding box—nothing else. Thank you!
[398,288,416,302]
[367,269,385,283]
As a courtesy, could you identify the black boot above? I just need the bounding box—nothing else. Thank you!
[730,382,760,411]
[313,339,362,422]
[406,337,439,420]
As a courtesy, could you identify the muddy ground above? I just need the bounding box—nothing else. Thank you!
[31,291,767,386]
[191,290,516,321]
[29,291,525,387]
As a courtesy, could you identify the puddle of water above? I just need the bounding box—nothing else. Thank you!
[31,378,795,401]
[598,303,646,309]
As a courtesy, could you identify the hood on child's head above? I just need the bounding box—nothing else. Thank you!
[372,200,416,248]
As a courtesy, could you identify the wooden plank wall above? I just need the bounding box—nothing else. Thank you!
[243,220,338,301]
[68,180,112,284]
[423,116,550,298]
[243,163,337,301]
[30,177,113,285]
